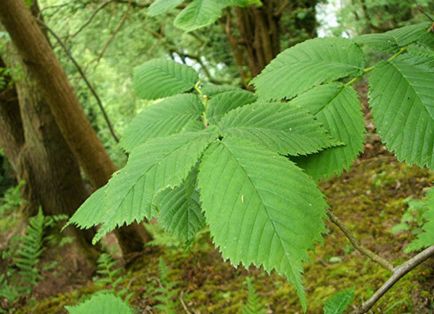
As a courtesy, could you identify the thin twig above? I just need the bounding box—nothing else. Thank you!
[37,20,120,143]
[417,7,433,22]
[70,1,114,38]
[327,210,394,272]
[354,245,434,313]
[94,7,130,65]
[179,290,192,314]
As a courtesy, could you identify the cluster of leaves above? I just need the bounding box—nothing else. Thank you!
[69,21,433,310]
[148,0,261,32]
[394,187,434,252]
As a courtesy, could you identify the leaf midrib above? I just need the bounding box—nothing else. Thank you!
[388,59,434,121]
[220,140,300,280]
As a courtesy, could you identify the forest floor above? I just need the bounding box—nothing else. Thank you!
[9,145,434,314]
[2,84,434,314]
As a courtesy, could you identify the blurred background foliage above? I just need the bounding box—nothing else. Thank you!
[29,0,430,167]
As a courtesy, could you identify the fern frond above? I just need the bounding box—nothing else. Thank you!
[242,278,266,314]
[154,258,178,314]
[15,208,45,294]
[406,187,434,252]
[0,273,18,303]
[95,253,124,290]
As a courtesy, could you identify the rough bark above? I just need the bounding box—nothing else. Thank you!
[0,0,151,259]
[224,0,318,82]
[0,56,97,270]
[0,59,24,170]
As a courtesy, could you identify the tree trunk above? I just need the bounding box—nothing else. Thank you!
[0,0,151,259]
[0,56,98,270]
[224,0,318,83]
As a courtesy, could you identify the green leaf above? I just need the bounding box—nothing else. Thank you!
[70,131,216,241]
[406,187,434,252]
[353,33,399,54]
[94,131,216,242]
[174,0,226,32]
[252,38,364,100]
[290,84,365,180]
[224,0,261,6]
[157,167,205,242]
[387,22,433,48]
[121,94,204,152]
[201,83,238,96]
[198,137,328,310]
[219,101,341,156]
[368,54,434,169]
[148,0,184,16]
[65,293,133,314]
[67,186,108,229]
[173,0,260,32]
[407,44,434,64]
[207,89,257,124]
[354,22,433,53]
[323,288,355,314]
[133,58,198,100]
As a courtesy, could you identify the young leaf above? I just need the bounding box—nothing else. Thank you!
[173,0,259,32]
[198,137,328,310]
[369,54,434,169]
[219,101,341,156]
[290,84,365,180]
[323,288,355,314]
[207,89,257,124]
[174,0,226,32]
[157,167,205,242]
[65,293,133,314]
[121,94,204,152]
[252,38,364,100]
[148,0,184,16]
[406,187,434,252]
[133,59,198,100]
